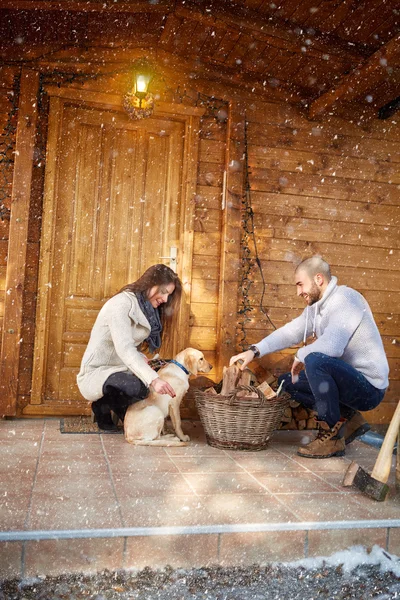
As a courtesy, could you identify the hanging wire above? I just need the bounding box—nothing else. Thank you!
[237,113,276,350]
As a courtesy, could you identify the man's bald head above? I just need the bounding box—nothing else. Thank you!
[295,256,331,281]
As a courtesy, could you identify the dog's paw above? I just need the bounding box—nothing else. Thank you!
[180,434,190,442]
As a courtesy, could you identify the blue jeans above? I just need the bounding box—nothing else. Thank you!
[278,352,386,427]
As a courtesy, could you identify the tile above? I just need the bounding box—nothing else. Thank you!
[314,471,365,493]
[269,431,314,454]
[113,472,195,498]
[102,440,167,458]
[119,495,212,528]
[183,473,267,495]
[125,534,219,569]
[170,456,244,473]
[0,440,41,458]
[165,444,225,457]
[388,527,400,555]
[35,457,109,476]
[0,502,30,531]
[253,471,338,494]
[230,453,307,473]
[219,531,306,565]
[0,420,43,436]
[201,493,299,525]
[107,453,178,474]
[32,472,114,496]
[277,492,375,522]
[28,494,123,530]
[0,542,22,578]
[270,431,314,445]
[24,537,124,577]
[293,455,350,473]
[41,439,102,453]
[307,528,388,557]
[2,470,36,493]
[351,489,400,520]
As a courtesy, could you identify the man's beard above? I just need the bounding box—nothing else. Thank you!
[307,282,322,305]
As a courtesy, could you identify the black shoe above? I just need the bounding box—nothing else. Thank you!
[106,395,134,424]
[91,399,118,431]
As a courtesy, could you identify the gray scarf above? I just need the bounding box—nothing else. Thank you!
[136,292,162,353]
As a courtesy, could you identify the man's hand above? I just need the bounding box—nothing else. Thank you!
[150,377,176,397]
[229,349,255,370]
[291,356,303,384]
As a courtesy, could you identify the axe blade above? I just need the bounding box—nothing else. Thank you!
[344,461,389,502]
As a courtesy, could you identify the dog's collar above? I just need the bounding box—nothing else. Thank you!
[169,359,190,375]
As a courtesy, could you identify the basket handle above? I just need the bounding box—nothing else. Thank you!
[227,384,271,406]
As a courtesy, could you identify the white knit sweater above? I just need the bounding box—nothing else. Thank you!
[77,291,159,402]
[255,276,389,390]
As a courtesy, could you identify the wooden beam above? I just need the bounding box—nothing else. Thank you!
[0,0,172,11]
[0,68,39,417]
[175,0,371,63]
[20,45,304,103]
[309,32,400,119]
[379,95,400,119]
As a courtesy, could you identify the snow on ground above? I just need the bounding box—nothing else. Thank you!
[283,544,400,576]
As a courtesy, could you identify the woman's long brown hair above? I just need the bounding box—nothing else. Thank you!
[119,264,182,351]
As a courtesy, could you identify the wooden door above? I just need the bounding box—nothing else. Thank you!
[30,95,196,412]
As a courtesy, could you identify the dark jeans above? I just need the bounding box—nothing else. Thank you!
[102,371,150,419]
[278,352,386,428]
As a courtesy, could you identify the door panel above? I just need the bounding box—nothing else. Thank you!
[35,102,185,405]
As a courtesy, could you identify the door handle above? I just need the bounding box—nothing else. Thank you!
[159,246,177,272]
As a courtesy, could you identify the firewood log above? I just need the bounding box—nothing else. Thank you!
[306,416,317,429]
[203,387,218,395]
[220,364,241,395]
[256,380,276,399]
[292,406,310,421]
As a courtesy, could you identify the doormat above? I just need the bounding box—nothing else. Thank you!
[60,416,123,434]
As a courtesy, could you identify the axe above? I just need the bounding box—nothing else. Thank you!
[343,400,400,501]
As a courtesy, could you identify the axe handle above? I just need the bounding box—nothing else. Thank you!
[371,400,400,484]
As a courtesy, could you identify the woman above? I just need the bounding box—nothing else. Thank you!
[77,264,182,430]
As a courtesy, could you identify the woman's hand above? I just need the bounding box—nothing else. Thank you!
[229,349,255,370]
[150,377,176,398]
[291,356,303,384]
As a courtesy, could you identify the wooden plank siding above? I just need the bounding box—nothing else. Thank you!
[240,98,400,423]
[189,114,227,376]
[0,54,398,423]
[0,66,20,361]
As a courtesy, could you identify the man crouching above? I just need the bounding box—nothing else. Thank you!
[230,256,389,459]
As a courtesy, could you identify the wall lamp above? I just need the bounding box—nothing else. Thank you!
[123,61,155,120]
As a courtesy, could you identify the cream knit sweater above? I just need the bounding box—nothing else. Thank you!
[255,276,389,390]
[77,291,159,402]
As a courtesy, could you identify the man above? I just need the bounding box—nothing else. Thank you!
[230,256,389,459]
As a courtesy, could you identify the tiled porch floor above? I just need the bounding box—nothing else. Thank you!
[1,418,399,579]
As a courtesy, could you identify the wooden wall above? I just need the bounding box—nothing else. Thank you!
[241,99,400,423]
[0,66,19,357]
[189,106,227,375]
[0,58,398,423]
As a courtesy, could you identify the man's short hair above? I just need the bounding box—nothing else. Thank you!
[295,256,331,281]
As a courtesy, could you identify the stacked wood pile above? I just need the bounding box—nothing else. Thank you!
[198,363,317,430]
[280,401,317,431]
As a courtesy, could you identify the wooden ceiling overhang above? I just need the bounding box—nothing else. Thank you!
[0,0,399,119]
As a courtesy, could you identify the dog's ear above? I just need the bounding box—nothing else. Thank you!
[185,352,198,376]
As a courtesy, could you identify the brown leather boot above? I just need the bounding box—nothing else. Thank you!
[340,411,370,445]
[297,421,345,458]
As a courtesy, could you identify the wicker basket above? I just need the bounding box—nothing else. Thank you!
[195,384,290,451]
